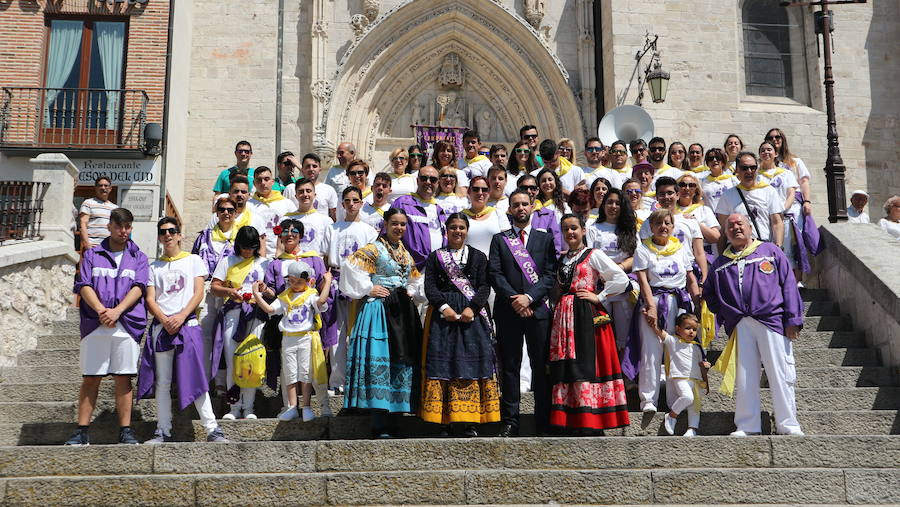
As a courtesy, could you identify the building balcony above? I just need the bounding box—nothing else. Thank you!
[0,87,149,158]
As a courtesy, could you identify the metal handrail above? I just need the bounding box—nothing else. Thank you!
[0,181,50,244]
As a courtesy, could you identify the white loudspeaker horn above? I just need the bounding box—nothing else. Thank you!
[597,105,654,146]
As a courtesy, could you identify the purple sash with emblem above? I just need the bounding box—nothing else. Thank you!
[436,248,493,333]
[501,229,549,310]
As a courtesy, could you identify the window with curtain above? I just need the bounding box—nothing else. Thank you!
[741,1,808,102]
[44,19,126,130]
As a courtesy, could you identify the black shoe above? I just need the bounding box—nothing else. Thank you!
[438,425,451,437]
[463,425,479,438]
[498,423,518,438]
[64,427,90,446]
[119,427,140,445]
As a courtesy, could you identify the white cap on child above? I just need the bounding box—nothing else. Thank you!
[287,260,315,280]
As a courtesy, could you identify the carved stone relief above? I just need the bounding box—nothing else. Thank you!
[523,0,544,29]
[438,52,464,88]
[312,20,328,38]
[310,80,333,103]
[363,0,379,22]
[350,14,369,40]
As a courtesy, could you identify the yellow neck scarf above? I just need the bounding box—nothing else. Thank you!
[556,156,573,178]
[278,286,317,310]
[225,257,255,291]
[159,251,190,263]
[463,206,495,219]
[761,167,786,180]
[411,193,437,205]
[738,181,770,191]
[465,154,489,165]
[438,192,457,197]
[676,202,704,215]
[645,190,656,198]
[211,224,237,243]
[233,209,253,230]
[289,208,318,217]
[690,165,709,173]
[721,239,763,261]
[279,250,320,261]
[642,236,682,256]
[253,190,285,205]
[706,173,734,182]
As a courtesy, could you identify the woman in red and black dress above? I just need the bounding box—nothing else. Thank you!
[549,214,631,433]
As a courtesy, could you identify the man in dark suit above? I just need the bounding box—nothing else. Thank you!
[489,190,558,436]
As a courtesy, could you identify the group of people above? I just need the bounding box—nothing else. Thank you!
[65,124,892,446]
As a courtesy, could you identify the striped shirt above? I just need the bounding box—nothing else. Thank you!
[79,198,117,243]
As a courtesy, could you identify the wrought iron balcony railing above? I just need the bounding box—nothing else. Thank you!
[0,87,148,152]
[0,181,50,244]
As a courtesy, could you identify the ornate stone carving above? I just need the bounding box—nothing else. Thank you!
[363,0,379,22]
[310,80,333,103]
[438,52,464,88]
[477,110,495,140]
[312,20,328,38]
[410,101,424,126]
[523,0,545,29]
[350,14,369,40]
[539,26,551,42]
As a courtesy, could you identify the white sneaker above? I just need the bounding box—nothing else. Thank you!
[301,406,315,422]
[683,428,697,437]
[222,406,241,421]
[663,413,676,435]
[730,430,748,437]
[278,406,299,421]
[320,405,333,417]
[781,428,805,436]
[642,403,657,413]
[244,412,257,420]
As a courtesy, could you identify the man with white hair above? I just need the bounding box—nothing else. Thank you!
[715,151,784,251]
[703,213,804,436]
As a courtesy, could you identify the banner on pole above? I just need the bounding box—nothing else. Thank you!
[413,124,467,166]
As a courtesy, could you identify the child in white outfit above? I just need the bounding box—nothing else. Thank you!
[655,313,710,437]
[254,260,332,422]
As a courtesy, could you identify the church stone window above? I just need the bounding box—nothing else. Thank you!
[741,0,810,104]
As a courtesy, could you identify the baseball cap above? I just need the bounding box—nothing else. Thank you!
[287,260,315,280]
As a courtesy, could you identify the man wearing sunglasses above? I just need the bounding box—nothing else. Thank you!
[583,136,623,190]
[648,136,683,185]
[629,138,648,166]
[519,124,544,167]
[461,129,493,180]
[274,151,299,192]
[390,165,448,269]
[212,140,255,199]
[249,166,298,257]
[207,176,268,256]
[607,140,632,180]
[715,152,784,252]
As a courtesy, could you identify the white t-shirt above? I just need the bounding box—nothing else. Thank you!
[285,182,338,216]
[587,221,635,264]
[701,175,739,213]
[207,208,267,238]
[387,174,417,202]
[879,219,900,240]
[638,213,702,245]
[760,168,799,215]
[284,209,334,255]
[79,197,117,243]
[662,332,703,380]
[247,197,297,256]
[532,165,585,193]
[583,166,624,190]
[488,196,510,216]
[847,207,869,224]
[328,221,378,268]
[651,164,684,186]
[359,201,389,232]
[462,157,493,179]
[149,254,208,316]
[270,291,326,333]
[465,210,510,255]
[633,239,694,289]
[435,194,468,215]
[212,255,269,295]
[715,184,783,242]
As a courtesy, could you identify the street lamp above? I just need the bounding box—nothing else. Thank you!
[646,64,670,104]
[781,0,866,223]
[635,34,670,106]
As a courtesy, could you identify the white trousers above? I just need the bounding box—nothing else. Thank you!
[734,317,801,434]
[152,345,218,434]
[220,308,263,412]
[198,288,220,380]
[638,293,678,410]
[281,333,328,409]
[667,377,700,428]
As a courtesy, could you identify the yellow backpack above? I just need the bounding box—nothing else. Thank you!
[233,333,266,388]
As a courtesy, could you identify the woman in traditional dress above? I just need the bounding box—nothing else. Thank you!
[587,188,639,350]
[419,213,499,436]
[622,209,699,416]
[463,176,510,255]
[192,196,239,381]
[340,208,424,437]
[209,226,269,419]
[549,214,631,433]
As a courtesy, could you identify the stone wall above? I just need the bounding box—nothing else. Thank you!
[0,245,76,367]
[811,223,900,378]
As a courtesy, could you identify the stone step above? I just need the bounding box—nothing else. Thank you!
[709,331,866,350]
[50,318,80,334]
[799,288,830,301]
[802,300,840,316]
[803,315,853,331]
[705,347,880,367]
[35,334,81,350]
[4,468,898,505]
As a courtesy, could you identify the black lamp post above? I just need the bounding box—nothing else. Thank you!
[782,0,867,223]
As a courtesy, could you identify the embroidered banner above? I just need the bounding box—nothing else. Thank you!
[414,125,467,167]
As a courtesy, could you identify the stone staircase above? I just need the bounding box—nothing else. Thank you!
[0,288,897,505]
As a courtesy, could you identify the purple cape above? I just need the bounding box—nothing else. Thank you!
[191,229,233,278]
[702,241,804,337]
[74,239,148,342]
[530,207,564,256]
[137,320,209,410]
[391,194,448,269]
[264,256,337,348]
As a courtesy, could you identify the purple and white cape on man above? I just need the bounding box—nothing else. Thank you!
[390,194,448,269]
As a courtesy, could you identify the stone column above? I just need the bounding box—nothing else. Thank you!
[576,0,597,141]
[28,153,79,245]
[310,0,335,167]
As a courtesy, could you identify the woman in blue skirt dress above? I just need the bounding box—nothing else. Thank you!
[339,208,424,437]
